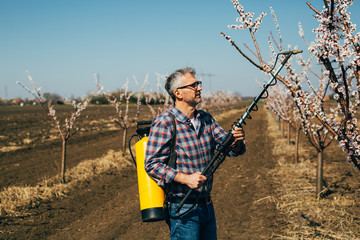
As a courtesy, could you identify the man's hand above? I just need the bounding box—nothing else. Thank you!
[174,172,207,189]
[231,127,245,152]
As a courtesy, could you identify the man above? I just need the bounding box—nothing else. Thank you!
[145,67,245,240]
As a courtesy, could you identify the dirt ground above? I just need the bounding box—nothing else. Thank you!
[0,105,304,239]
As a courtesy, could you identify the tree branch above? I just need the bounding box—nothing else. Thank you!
[221,32,263,71]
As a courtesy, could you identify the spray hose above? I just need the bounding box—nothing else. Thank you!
[129,121,153,167]
[129,134,141,166]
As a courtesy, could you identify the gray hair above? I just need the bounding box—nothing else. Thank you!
[165,67,196,102]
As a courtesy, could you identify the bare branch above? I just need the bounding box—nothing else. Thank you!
[221,32,263,71]
[306,1,321,15]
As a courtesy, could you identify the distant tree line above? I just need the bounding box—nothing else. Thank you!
[0,91,169,106]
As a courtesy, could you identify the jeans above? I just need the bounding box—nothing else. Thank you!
[167,202,217,240]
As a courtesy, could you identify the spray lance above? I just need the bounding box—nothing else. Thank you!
[175,50,302,213]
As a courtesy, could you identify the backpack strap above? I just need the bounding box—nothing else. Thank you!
[167,114,177,169]
[164,114,177,212]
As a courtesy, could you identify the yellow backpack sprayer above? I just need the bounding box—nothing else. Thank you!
[129,116,176,222]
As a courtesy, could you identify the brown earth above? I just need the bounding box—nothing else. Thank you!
[0,104,296,239]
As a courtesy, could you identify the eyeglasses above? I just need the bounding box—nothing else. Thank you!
[177,81,202,90]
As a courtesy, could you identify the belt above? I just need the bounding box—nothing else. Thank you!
[170,195,212,205]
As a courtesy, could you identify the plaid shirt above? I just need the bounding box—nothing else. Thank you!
[144,106,245,198]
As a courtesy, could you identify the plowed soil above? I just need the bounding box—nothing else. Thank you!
[0,104,296,239]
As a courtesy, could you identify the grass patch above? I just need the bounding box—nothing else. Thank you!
[0,149,132,217]
[266,109,360,239]
[213,108,246,122]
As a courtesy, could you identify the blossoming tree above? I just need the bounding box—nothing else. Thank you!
[222,0,360,173]
[144,73,171,119]
[17,72,97,183]
[95,75,142,156]
[265,85,302,161]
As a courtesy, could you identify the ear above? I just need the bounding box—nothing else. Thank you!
[174,89,183,101]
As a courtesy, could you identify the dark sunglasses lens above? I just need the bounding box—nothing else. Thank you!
[178,81,201,89]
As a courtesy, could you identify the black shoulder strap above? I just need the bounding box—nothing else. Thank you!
[167,114,177,169]
[164,115,177,209]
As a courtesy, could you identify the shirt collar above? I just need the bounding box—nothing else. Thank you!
[170,106,201,123]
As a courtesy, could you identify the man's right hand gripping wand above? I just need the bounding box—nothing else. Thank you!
[175,50,303,213]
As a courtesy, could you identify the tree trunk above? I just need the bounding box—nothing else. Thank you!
[287,122,291,144]
[61,139,67,183]
[316,149,324,196]
[294,127,300,163]
[122,128,128,156]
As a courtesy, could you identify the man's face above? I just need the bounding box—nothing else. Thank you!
[176,73,202,106]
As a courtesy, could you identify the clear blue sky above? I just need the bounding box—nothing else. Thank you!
[1,1,359,99]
